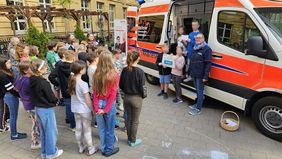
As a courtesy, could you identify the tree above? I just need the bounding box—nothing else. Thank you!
[74,26,86,42]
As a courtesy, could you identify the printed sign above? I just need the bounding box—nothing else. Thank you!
[114,19,128,54]
[162,54,176,68]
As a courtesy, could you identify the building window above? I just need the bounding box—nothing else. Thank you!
[218,11,261,52]
[109,4,115,29]
[123,7,127,19]
[39,0,55,31]
[6,0,26,34]
[81,0,91,30]
[97,2,104,12]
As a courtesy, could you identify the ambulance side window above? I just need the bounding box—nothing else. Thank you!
[217,11,261,53]
[137,15,165,44]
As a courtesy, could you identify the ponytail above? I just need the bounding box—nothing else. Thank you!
[68,60,87,95]
[126,50,140,71]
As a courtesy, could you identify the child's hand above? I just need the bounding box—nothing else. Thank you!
[97,109,105,115]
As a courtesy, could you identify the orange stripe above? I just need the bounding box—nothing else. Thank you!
[127,11,137,17]
[250,0,282,7]
[215,0,244,7]
[139,4,170,15]
[254,65,282,90]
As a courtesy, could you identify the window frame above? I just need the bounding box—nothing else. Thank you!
[81,0,91,31]
[97,2,104,12]
[39,0,56,32]
[109,4,115,30]
[7,0,27,34]
[217,10,263,53]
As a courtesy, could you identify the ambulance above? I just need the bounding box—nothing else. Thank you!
[127,0,282,141]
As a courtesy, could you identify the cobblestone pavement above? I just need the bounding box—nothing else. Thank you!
[0,84,281,159]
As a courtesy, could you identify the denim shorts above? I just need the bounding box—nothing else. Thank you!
[159,75,171,84]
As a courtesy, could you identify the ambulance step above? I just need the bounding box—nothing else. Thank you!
[168,84,197,100]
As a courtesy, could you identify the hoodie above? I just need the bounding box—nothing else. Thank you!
[30,75,57,108]
[48,62,71,98]
[15,76,34,110]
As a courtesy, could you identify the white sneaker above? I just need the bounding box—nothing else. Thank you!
[52,149,63,159]
[78,145,86,153]
[31,143,41,150]
[117,103,124,111]
[87,146,98,156]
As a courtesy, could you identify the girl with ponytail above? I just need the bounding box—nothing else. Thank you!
[68,60,98,156]
[120,50,146,147]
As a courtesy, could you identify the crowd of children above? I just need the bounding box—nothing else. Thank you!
[0,33,146,158]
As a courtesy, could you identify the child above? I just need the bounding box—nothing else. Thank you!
[0,55,27,140]
[65,34,76,51]
[29,45,39,61]
[87,51,99,93]
[156,43,171,99]
[15,61,41,149]
[87,33,99,46]
[30,59,63,159]
[8,37,20,80]
[48,50,76,131]
[16,43,30,62]
[68,60,98,156]
[46,41,59,72]
[113,49,124,111]
[120,50,146,147]
[172,46,185,104]
[93,51,120,157]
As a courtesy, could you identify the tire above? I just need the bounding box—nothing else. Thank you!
[145,74,159,85]
[252,96,282,141]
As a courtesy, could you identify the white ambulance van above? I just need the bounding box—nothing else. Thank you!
[128,0,282,141]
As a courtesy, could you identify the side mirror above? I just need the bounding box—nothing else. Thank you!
[246,36,267,58]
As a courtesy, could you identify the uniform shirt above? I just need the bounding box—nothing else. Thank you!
[187,31,201,59]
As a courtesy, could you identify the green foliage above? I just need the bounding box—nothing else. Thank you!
[74,26,86,42]
[56,0,72,6]
[25,26,54,58]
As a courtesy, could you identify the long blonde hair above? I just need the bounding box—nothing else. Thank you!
[93,50,117,96]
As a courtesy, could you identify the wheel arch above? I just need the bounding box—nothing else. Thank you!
[245,91,282,116]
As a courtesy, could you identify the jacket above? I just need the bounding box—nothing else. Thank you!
[49,62,71,98]
[15,76,34,110]
[156,53,172,75]
[30,75,57,108]
[0,72,19,98]
[189,44,212,80]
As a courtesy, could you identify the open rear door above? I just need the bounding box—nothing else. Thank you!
[127,6,138,52]
[136,0,172,76]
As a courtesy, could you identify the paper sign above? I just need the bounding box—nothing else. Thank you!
[162,54,176,68]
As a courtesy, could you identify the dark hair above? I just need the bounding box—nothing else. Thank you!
[66,33,75,44]
[68,60,87,95]
[87,44,96,53]
[18,61,32,75]
[47,41,57,51]
[87,52,98,63]
[117,36,120,40]
[87,33,93,38]
[0,55,13,77]
[113,49,121,55]
[192,19,200,24]
[126,50,140,71]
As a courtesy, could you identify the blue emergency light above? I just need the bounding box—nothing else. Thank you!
[138,0,145,5]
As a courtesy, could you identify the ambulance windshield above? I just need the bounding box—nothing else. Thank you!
[256,7,282,44]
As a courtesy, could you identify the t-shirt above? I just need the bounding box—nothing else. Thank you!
[71,79,91,113]
[187,31,200,59]
[46,51,60,71]
[88,65,97,92]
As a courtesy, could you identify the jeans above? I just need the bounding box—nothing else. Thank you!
[193,78,205,110]
[64,98,75,128]
[96,100,116,154]
[124,95,143,143]
[12,66,19,81]
[36,107,59,159]
[172,74,183,100]
[4,94,19,136]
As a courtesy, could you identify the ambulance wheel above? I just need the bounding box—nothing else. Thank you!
[252,96,282,141]
[145,74,159,85]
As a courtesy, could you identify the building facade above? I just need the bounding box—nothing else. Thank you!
[0,0,137,36]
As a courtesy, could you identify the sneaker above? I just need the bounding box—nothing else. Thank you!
[163,93,168,100]
[53,149,63,159]
[94,122,98,128]
[189,108,201,116]
[172,98,178,103]
[31,143,41,150]
[0,126,9,133]
[68,128,76,133]
[129,139,142,147]
[78,145,86,153]
[87,146,98,156]
[157,91,164,96]
[117,104,124,111]
[127,140,131,146]
[189,104,197,110]
[103,147,119,157]
[11,133,27,140]
[173,99,183,104]
[115,135,119,143]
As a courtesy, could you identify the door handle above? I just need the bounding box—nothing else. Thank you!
[212,54,223,59]
[156,45,162,50]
